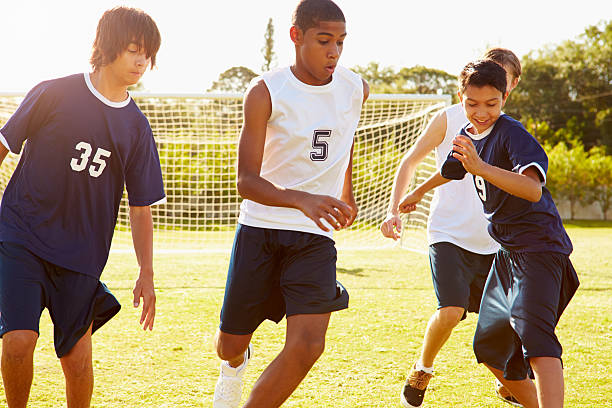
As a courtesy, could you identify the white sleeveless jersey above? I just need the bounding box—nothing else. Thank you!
[238,66,364,239]
[427,103,500,254]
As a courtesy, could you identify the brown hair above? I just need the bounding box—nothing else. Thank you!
[292,0,345,32]
[459,60,507,96]
[90,7,161,71]
[482,48,521,80]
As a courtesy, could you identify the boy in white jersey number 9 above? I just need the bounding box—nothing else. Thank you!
[212,1,369,407]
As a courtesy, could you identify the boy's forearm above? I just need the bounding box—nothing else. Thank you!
[479,163,542,202]
[388,159,418,214]
[416,171,451,196]
[0,144,9,168]
[129,206,154,274]
[237,173,307,210]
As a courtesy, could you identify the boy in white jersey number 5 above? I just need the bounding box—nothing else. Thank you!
[212,1,369,407]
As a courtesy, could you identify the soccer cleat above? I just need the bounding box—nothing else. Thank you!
[495,379,523,407]
[213,344,253,408]
[401,364,433,408]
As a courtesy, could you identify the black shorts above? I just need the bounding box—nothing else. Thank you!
[219,224,349,335]
[429,242,495,319]
[0,242,120,358]
[473,250,579,380]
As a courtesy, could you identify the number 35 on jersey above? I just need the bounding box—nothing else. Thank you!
[70,141,112,178]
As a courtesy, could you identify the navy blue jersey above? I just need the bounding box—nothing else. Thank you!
[441,115,572,255]
[0,73,165,278]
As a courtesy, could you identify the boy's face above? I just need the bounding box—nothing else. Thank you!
[107,42,151,86]
[292,21,346,85]
[459,84,508,134]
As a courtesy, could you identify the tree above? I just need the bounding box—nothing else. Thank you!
[207,66,258,93]
[352,62,398,93]
[586,147,612,220]
[505,20,612,150]
[261,18,276,72]
[546,142,591,219]
[352,62,456,97]
[396,65,457,96]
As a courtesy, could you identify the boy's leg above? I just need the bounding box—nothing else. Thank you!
[419,306,464,367]
[60,325,93,408]
[485,363,538,408]
[530,357,563,408]
[243,313,330,408]
[214,225,284,407]
[1,330,38,408]
[215,331,253,367]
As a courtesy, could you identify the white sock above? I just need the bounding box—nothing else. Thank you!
[415,360,434,374]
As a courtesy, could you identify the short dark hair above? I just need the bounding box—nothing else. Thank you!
[482,47,522,80]
[292,0,345,32]
[90,7,161,71]
[459,60,507,96]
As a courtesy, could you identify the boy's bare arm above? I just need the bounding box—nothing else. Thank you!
[129,205,156,331]
[236,80,353,232]
[0,144,9,167]
[398,172,451,213]
[452,135,542,202]
[380,110,446,240]
[387,110,447,215]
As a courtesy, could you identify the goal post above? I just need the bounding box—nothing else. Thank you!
[0,92,450,253]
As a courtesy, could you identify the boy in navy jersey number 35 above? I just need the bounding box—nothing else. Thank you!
[0,7,165,407]
[399,60,579,408]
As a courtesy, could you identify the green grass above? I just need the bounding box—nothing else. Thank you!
[1,223,611,407]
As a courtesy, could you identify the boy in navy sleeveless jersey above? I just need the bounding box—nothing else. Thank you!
[0,7,164,407]
[400,60,579,407]
[212,1,369,407]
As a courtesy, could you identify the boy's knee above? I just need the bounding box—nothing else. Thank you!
[215,333,250,361]
[61,354,92,379]
[436,306,464,328]
[2,331,38,361]
[287,336,326,365]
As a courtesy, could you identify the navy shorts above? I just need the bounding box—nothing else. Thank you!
[473,250,579,380]
[0,242,121,358]
[429,242,495,319]
[219,224,349,335]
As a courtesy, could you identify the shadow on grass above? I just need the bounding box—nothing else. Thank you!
[337,267,367,277]
[577,287,612,292]
[563,220,612,228]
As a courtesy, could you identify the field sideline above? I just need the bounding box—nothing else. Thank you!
[0,222,610,407]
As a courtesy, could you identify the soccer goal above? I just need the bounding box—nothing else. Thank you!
[0,92,450,253]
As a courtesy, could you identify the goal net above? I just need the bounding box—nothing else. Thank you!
[0,92,450,253]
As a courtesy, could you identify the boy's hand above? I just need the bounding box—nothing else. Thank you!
[340,192,358,229]
[298,192,354,232]
[381,212,402,240]
[133,271,156,331]
[398,190,424,213]
[451,135,485,175]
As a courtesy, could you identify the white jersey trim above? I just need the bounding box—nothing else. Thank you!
[517,162,547,186]
[149,196,167,206]
[0,131,10,152]
[84,73,131,108]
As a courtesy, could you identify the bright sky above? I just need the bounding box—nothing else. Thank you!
[2,0,609,93]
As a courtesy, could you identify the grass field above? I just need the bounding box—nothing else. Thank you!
[1,222,610,407]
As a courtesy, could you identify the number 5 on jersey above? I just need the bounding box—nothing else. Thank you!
[474,175,487,201]
[70,141,112,178]
[310,130,331,161]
